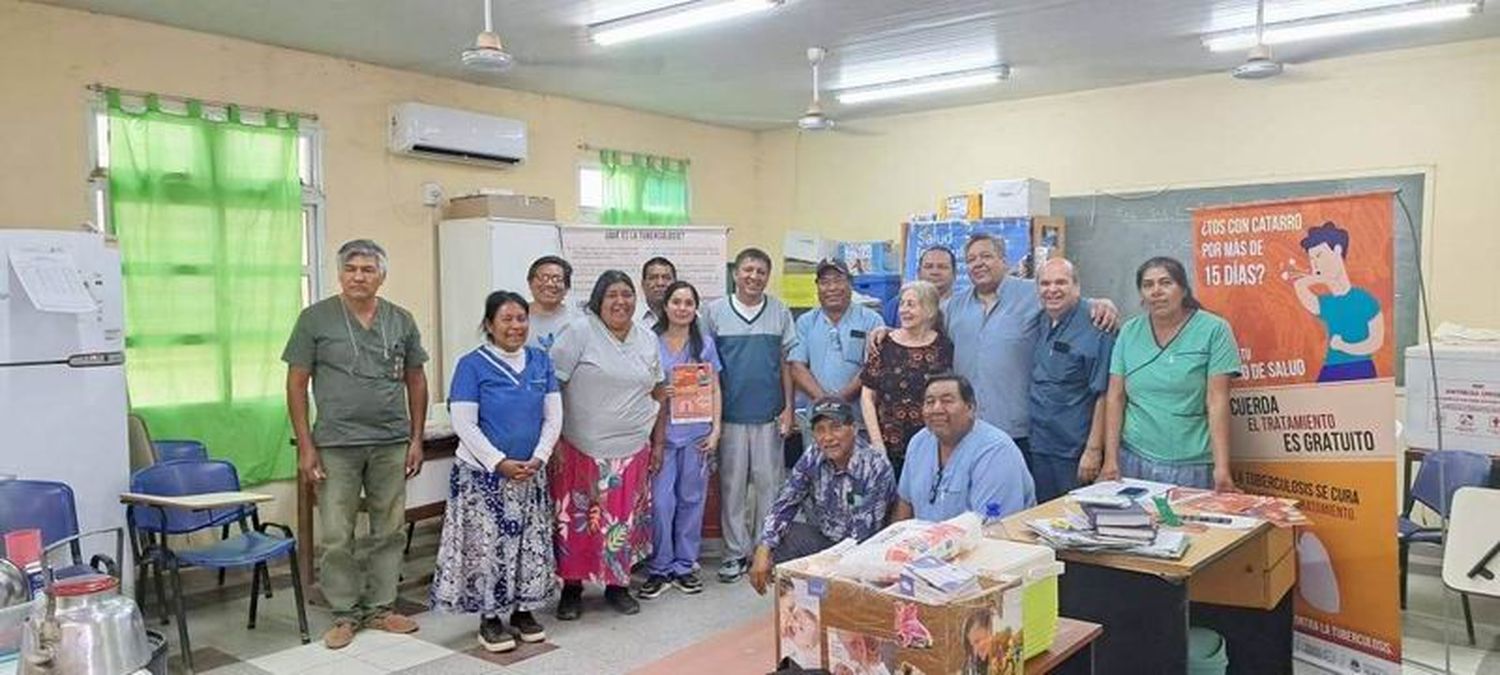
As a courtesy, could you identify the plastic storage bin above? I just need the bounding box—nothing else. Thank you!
[852,274,902,305]
[1188,627,1229,675]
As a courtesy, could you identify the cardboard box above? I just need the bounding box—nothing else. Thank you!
[443,194,556,221]
[784,230,838,264]
[941,193,983,221]
[982,179,1050,218]
[1189,525,1296,610]
[775,555,1025,675]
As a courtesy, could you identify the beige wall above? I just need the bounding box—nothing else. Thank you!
[0,0,761,326]
[754,38,1500,328]
[0,0,761,523]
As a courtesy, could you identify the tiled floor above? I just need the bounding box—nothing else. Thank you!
[131,526,1500,674]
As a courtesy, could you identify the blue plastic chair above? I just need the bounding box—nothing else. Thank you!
[128,460,309,671]
[0,479,110,579]
[152,440,208,463]
[1398,449,1492,644]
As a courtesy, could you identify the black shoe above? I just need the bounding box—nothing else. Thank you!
[604,585,640,615]
[637,575,670,600]
[673,571,704,595]
[556,585,583,621]
[478,616,517,653]
[510,611,546,643]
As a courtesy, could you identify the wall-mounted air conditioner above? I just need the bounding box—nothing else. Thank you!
[389,102,528,167]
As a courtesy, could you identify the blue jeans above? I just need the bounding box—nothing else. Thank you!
[648,438,710,577]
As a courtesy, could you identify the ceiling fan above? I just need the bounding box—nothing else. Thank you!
[1233,0,1285,80]
[461,0,515,72]
[796,47,836,131]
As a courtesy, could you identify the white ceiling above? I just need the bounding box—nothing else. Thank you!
[32,0,1500,129]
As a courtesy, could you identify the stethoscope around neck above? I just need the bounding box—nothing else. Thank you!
[341,299,392,371]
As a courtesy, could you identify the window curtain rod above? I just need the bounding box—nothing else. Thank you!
[88,83,319,122]
[577,143,689,166]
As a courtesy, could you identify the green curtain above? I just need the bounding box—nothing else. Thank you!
[107,91,303,485]
[600,149,690,225]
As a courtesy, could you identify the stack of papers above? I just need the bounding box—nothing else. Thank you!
[896,555,984,603]
[1081,502,1158,542]
[1026,515,1190,560]
[1171,489,1310,528]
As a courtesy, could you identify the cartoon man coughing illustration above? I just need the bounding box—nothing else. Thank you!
[1287,221,1385,382]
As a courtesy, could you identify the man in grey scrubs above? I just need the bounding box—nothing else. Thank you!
[284,239,428,649]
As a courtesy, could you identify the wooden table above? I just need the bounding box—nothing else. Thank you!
[293,433,458,586]
[999,498,1296,675]
[1026,617,1103,675]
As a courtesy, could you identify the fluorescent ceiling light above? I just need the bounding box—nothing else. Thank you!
[837,68,1008,106]
[1203,2,1479,52]
[590,0,782,47]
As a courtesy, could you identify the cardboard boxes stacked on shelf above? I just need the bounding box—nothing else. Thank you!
[939,179,1051,221]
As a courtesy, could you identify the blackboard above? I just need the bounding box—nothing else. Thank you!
[1053,174,1425,382]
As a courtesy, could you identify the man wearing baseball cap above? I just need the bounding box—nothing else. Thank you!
[747,397,896,594]
[788,258,884,447]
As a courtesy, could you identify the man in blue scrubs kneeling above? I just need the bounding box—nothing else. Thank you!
[895,374,1035,522]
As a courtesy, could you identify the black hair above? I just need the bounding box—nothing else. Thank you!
[653,280,706,361]
[1300,221,1351,258]
[527,255,573,289]
[734,247,774,273]
[1135,256,1202,311]
[586,270,636,317]
[480,290,529,340]
[919,245,957,269]
[924,372,977,407]
[963,233,1005,258]
[641,256,677,281]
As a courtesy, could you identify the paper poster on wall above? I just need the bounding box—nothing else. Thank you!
[903,219,1032,295]
[1193,192,1399,675]
[560,225,728,303]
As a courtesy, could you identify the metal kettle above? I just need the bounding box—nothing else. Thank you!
[20,528,152,675]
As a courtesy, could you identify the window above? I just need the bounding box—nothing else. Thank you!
[91,103,324,304]
[582,150,691,225]
[90,90,322,484]
[578,162,604,222]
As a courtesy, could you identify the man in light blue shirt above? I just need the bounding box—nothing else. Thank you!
[896,374,1035,521]
[945,234,1117,453]
[789,259,884,440]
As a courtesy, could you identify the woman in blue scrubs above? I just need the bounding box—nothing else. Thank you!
[430,290,562,653]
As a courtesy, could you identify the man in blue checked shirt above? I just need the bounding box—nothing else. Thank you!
[748,397,897,594]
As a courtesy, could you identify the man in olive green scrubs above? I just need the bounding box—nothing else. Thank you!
[283,239,429,649]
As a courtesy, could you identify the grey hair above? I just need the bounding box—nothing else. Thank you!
[337,239,388,275]
[898,280,943,329]
[1039,257,1078,283]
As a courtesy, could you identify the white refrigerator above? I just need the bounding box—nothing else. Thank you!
[0,230,129,549]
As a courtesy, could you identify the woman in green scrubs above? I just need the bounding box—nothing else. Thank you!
[1101,257,1240,491]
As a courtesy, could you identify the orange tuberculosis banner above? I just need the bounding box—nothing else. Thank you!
[1194,193,1400,674]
